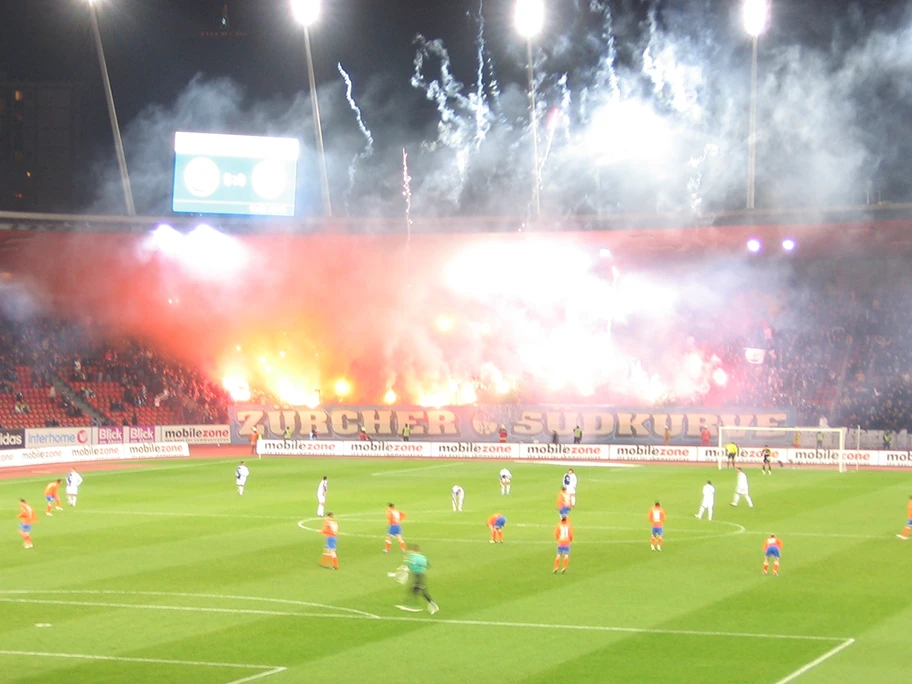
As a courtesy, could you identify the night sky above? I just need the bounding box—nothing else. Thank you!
[1,0,911,216]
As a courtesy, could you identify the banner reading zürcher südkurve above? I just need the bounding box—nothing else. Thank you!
[229,404,795,445]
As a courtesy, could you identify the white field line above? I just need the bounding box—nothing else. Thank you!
[371,463,460,477]
[773,638,856,684]
[0,649,286,684]
[0,596,850,644]
[0,590,379,618]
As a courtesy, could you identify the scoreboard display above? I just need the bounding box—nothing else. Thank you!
[172,132,300,216]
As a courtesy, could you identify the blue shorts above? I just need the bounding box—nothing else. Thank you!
[651,526,663,536]
[559,507,572,516]
[765,547,780,558]
[557,545,571,554]
[46,495,54,502]
[907,519,912,526]
[495,516,507,529]
[20,523,31,533]
[388,524,402,536]
[325,536,337,550]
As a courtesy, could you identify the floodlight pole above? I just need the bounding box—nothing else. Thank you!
[304,26,332,218]
[746,34,759,210]
[89,2,135,216]
[526,40,541,219]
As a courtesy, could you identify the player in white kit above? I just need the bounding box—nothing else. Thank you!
[236,461,249,496]
[562,469,578,507]
[65,469,83,506]
[452,485,464,512]
[730,468,753,507]
[695,480,715,520]
[499,468,512,496]
[317,476,329,517]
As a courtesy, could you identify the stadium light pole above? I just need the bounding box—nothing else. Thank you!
[86,0,135,216]
[291,0,332,218]
[515,0,545,219]
[743,0,770,210]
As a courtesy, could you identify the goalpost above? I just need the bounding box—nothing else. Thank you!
[717,425,848,472]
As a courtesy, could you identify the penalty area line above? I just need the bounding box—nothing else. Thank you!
[772,638,856,684]
[0,650,286,684]
[371,463,459,477]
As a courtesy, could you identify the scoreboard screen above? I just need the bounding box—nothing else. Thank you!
[172,132,300,216]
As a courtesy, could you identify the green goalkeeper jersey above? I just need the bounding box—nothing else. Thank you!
[405,551,429,575]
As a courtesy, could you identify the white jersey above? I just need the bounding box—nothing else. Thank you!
[562,472,578,493]
[317,479,328,502]
[701,483,715,503]
[499,469,512,482]
[736,472,749,493]
[452,485,464,496]
[66,470,83,494]
[236,465,249,484]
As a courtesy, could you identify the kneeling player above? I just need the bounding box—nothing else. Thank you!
[554,515,574,574]
[763,534,782,575]
[452,485,464,512]
[487,513,506,543]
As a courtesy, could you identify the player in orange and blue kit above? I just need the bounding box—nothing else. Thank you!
[18,498,37,549]
[556,487,572,517]
[554,515,574,573]
[896,496,912,540]
[648,501,666,551]
[763,534,783,575]
[321,513,339,569]
[384,504,407,553]
[44,479,62,515]
[487,513,506,543]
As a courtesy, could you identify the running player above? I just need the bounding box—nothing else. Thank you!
[487,512,506,543]
[17,498,37,549]
[44,479,62,515]
[320,512,339,569]
[317,476,328,517]
[554,515,574,574]
[235,461,249,496]
[499,468,512,495]
[648,501,666,551]
[452,485,464,512]
[556,487,572,518]
[396,544,439,614]
[563,469,578,507]
[763,534,783,575]
[65,469,83,507]
[384,504,407,553]
[897,495,912,540]
[761,446,772,475]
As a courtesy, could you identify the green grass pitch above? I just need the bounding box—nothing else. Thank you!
[1,456,911,683]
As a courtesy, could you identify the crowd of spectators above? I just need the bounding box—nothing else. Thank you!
[1,254,912,431]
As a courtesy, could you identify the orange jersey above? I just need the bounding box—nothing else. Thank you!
[648,506,666,526]
[18,502,37,524]
[487,513,503,527]
[556,491,572,509]
[249,431,260,444]
[44,481,60,497]
[386,508,406,525]
[555,521,574,544]
[322,519,339,537]
[764,536,783,553]
[908,500,912,520]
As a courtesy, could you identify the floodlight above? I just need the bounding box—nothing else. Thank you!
[515,0,545,39]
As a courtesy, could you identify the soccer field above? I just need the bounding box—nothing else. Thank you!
[1,456,911,684]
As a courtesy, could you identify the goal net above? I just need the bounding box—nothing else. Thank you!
[717,425,848,472]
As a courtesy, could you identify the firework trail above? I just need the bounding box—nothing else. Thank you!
[590,0,621,102]
[337,63,375,202]
[472,0,493,149]
[687,143,719,214]
[402,148,413,252]
[538,77,572,180]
